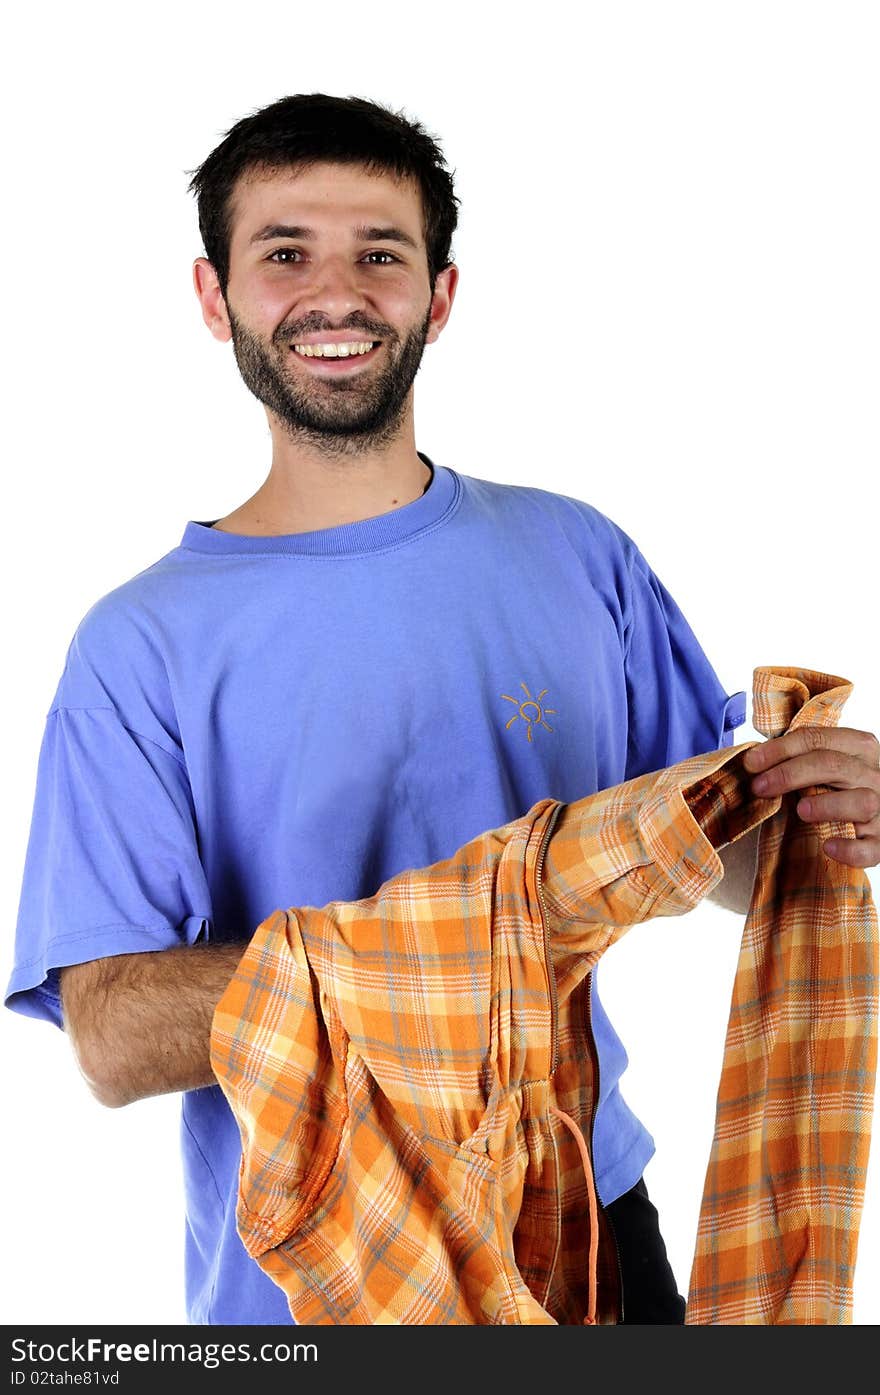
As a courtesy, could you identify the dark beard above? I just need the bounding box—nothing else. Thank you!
[226,304,433,456]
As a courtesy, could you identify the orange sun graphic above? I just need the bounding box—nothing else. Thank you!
[501,683,557,743]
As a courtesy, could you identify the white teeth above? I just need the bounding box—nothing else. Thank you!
[292,341,376,358]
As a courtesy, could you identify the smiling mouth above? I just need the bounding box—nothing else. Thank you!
[287,341,382,375]
[291,340,380,359]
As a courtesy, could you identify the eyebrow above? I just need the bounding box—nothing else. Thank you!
[249,223,420,251]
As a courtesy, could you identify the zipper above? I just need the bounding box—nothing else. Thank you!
[535,800,564,1075]
[585,969,625,1324]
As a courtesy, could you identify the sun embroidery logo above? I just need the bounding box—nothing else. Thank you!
[501,683,557,744]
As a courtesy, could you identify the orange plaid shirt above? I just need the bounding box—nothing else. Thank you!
[210,667,877,1324]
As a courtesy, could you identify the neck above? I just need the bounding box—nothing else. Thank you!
[213,404,430,536]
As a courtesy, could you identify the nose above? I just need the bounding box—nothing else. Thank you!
[296,253,369,322]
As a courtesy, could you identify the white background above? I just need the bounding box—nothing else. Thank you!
[1,0,877,1325]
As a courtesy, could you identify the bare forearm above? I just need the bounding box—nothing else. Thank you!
[60,941,247,1108]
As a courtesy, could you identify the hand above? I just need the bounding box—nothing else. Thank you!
[742,727,880,868]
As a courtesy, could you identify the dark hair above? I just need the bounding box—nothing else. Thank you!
[186,93,459,300]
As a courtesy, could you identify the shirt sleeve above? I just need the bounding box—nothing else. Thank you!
[543,741,770,993]
[622,544,746,778]
[5,704,214,1029]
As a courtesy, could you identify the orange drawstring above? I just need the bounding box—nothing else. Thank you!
[549,1103,599,1326]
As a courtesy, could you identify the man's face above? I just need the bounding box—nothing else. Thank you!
[195,161,456,450]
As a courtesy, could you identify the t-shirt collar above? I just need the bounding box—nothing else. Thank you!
[180,453,458,557]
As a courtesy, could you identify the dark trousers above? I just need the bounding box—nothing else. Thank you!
[605,1177,687,1324]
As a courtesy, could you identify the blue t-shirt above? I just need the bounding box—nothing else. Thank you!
[5,458,745,1323]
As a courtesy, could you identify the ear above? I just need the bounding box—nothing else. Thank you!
[193,258,233,343]
[425,263,459,345]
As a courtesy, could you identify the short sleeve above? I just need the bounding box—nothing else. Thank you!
[623,546,746,779]
[5,706,214,1028]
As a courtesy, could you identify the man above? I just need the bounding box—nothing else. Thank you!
[6,93,879,1326]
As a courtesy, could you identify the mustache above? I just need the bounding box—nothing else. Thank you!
[278,314,397,344]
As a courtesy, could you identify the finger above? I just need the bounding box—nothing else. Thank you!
[743,726,880,774]
[749,749,880,798]
[823,835,880,868]
[796,789,880,825]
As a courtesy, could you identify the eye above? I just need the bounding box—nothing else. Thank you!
[267,248,303,264]
[362,250,398,265]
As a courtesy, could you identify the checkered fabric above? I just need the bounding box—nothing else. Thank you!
[686,668,878,1322]
[210,666,877,1324]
